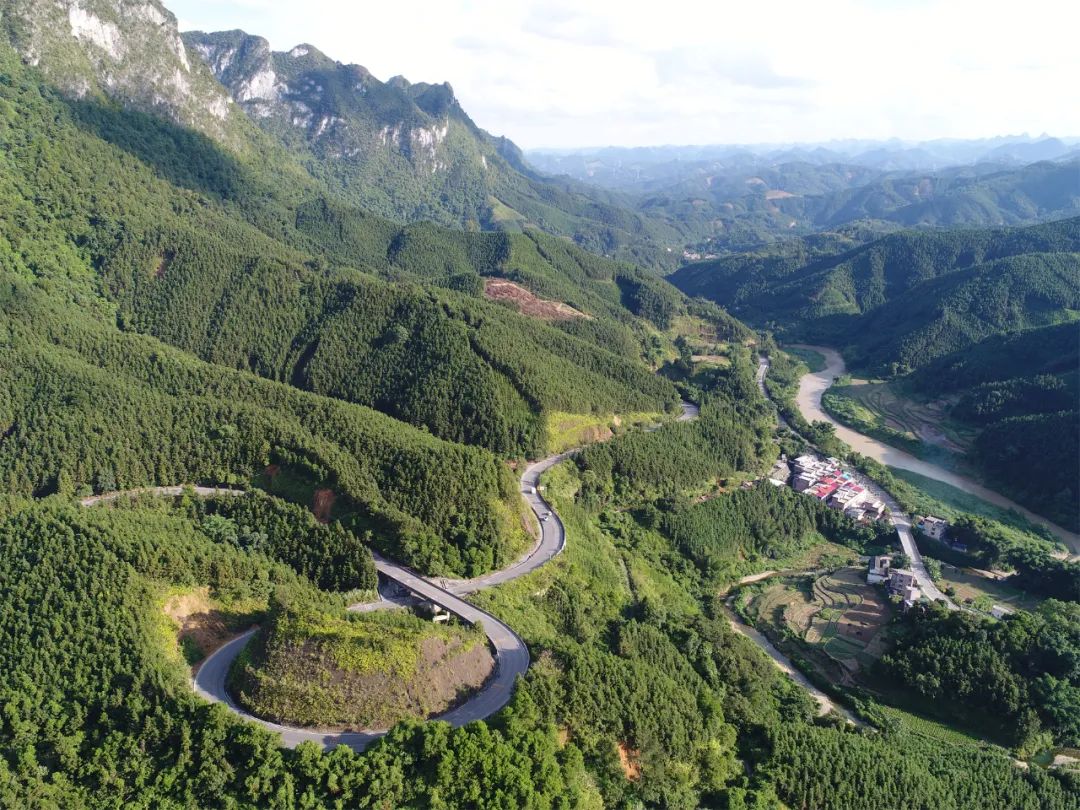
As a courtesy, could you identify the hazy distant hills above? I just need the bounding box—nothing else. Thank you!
[529,141,1080,255]
[527,136,1080,187]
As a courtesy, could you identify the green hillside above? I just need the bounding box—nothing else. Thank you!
[233,591,493,729]
[1,3,1078,808]
[907,325,1080,531]
[672,218,1080,373]
[0,42,759,458]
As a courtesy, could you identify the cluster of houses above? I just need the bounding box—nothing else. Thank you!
[866,555,922,608]
[781,455,887,522]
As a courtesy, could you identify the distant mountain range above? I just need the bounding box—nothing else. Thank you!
[528,136,1080,185]
[529,140,1080,255]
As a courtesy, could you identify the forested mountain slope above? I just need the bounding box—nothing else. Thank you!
[0,275,527,576]
[672,217,1080,373]
[181,28,689,268]
[908,324,1080,531]
[806,159,1080,230]
[0,35,754,457]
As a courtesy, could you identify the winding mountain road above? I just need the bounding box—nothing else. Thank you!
[189,456,569,751]
[89,402,697,752]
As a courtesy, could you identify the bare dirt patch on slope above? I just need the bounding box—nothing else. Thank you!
[164,587,254,668]
[311,488,336,523]
[617,742,642,780]
[483,278,587,321]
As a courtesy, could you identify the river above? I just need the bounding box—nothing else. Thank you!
[791,344,1080,555]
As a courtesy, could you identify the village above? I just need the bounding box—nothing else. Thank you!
[761,452,959,609]
[765,453,889,524]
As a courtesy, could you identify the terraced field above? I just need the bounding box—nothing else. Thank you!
[825,381,972,455]
[747,568,892,683]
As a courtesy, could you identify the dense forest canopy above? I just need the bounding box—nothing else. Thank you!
[0,5,1078,808]
[879,601,1080,751]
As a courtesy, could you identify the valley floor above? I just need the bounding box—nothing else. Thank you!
[790,344,1080,555]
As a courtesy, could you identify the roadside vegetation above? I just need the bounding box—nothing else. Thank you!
[544,410,665,455]
[232,594,493,730]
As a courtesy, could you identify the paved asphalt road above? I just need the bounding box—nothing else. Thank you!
[187,402,698,751]
[190,472,563,751]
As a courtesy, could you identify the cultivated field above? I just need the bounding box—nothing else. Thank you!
[936,564,1043,614]
[745,567,892,684]
[826,381,972,454]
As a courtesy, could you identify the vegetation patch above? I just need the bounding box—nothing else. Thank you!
[935,564,1044,614]
[786,346,826,373]
[878,601,1080,753]
[483,278,587,320]
[232,599,494,730]
[544,410,663,454]
[161,585,261,666]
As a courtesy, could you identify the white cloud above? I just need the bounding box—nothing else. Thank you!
[170,0,1080,148]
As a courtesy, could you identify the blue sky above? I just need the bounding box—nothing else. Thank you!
[169,0,1080,149]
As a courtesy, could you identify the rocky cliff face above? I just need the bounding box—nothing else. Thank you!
[0,3,680,261]
[0,0,240,141]
[183,29,499,224]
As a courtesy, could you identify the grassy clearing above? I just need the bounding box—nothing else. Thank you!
[936,564,1043,613]
[544,410,664,454]
[772,538,860,572]
[785,347,826,373]
[233,604,492,729]
[888,468,1062,549]
[868,703,1004,750]
[671,315,735,366]
[278,608,482,679]
[487,195,526,228]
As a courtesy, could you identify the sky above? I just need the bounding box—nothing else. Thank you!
[169,0,1080,150]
